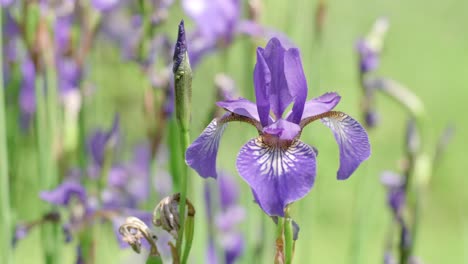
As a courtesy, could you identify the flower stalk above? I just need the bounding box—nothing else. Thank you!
[283,208,294,264]
[173,20,193,262]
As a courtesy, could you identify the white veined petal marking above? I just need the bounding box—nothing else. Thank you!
[247,137,315,180]
[196,119,227,156]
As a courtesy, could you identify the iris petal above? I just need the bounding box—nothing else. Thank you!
[321,112,371,180]
[217,98,260,122]
[236,138,316,216]
[290,92,341,121]
[253,48,271,126]
[186,118,227,178]
[284,48,308,124]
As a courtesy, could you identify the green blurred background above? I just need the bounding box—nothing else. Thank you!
[11,0,468,263]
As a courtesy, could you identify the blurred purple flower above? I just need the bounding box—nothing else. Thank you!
[205,172,245,263]
[12,224,30,246]
[87,115,120,169]
[91,0,121,12]
[183,0,240,45]
[356,39,379,74]
[0,0,13,7]
[40,181,87,206]
[19,57,37,130]
[186,37,371,216]
[380,171,405,216]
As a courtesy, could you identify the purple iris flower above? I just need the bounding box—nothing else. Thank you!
[186,38,371,216]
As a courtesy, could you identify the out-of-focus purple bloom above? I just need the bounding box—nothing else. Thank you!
[183,0,240,44]
[91,0,121,12]
[381,171,405,215]
[54,15,73,55]
[384,252,397,264]
[182,0,293,67]
[0,0,13,7]
[222,233,244,264]
[356,17,389,74]
[205,172,245,263]
[87,115,120,168]
[186,38,371,216]
[19,57,36,129]
[356,39,379,73]
[57,57,82,95]
[40,181,87,206]
[12,224,30,246]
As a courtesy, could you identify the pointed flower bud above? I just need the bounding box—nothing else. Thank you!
[173,20,192,132]
[405,119,420,155]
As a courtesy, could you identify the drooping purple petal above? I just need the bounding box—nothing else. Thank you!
[263,119,301,141]
[292,92,341,121]
[253,48,271,126]
[40,181,87,206]
[283,48,308,124]
[186,117,227,178]
[216,98,260,121]
[236,138,316,216]
[320,112,371,180]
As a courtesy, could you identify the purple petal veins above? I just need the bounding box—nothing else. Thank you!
[236,138,316,216]
[185,118,228,178]
[320,112,371,179]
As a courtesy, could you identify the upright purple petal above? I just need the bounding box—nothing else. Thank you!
[186,117,227,178]
[292,92,341,121]
[260,38,291,119]
[216,98,260,121]
[40,181,87,206]
[320,112,370,179]
[236,138,316,216]
[283,48,307,124]
[253,48,271,126]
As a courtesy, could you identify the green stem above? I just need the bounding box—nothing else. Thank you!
[176,128,190,263]
[284,209,294,264]
[0,8,13,264]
